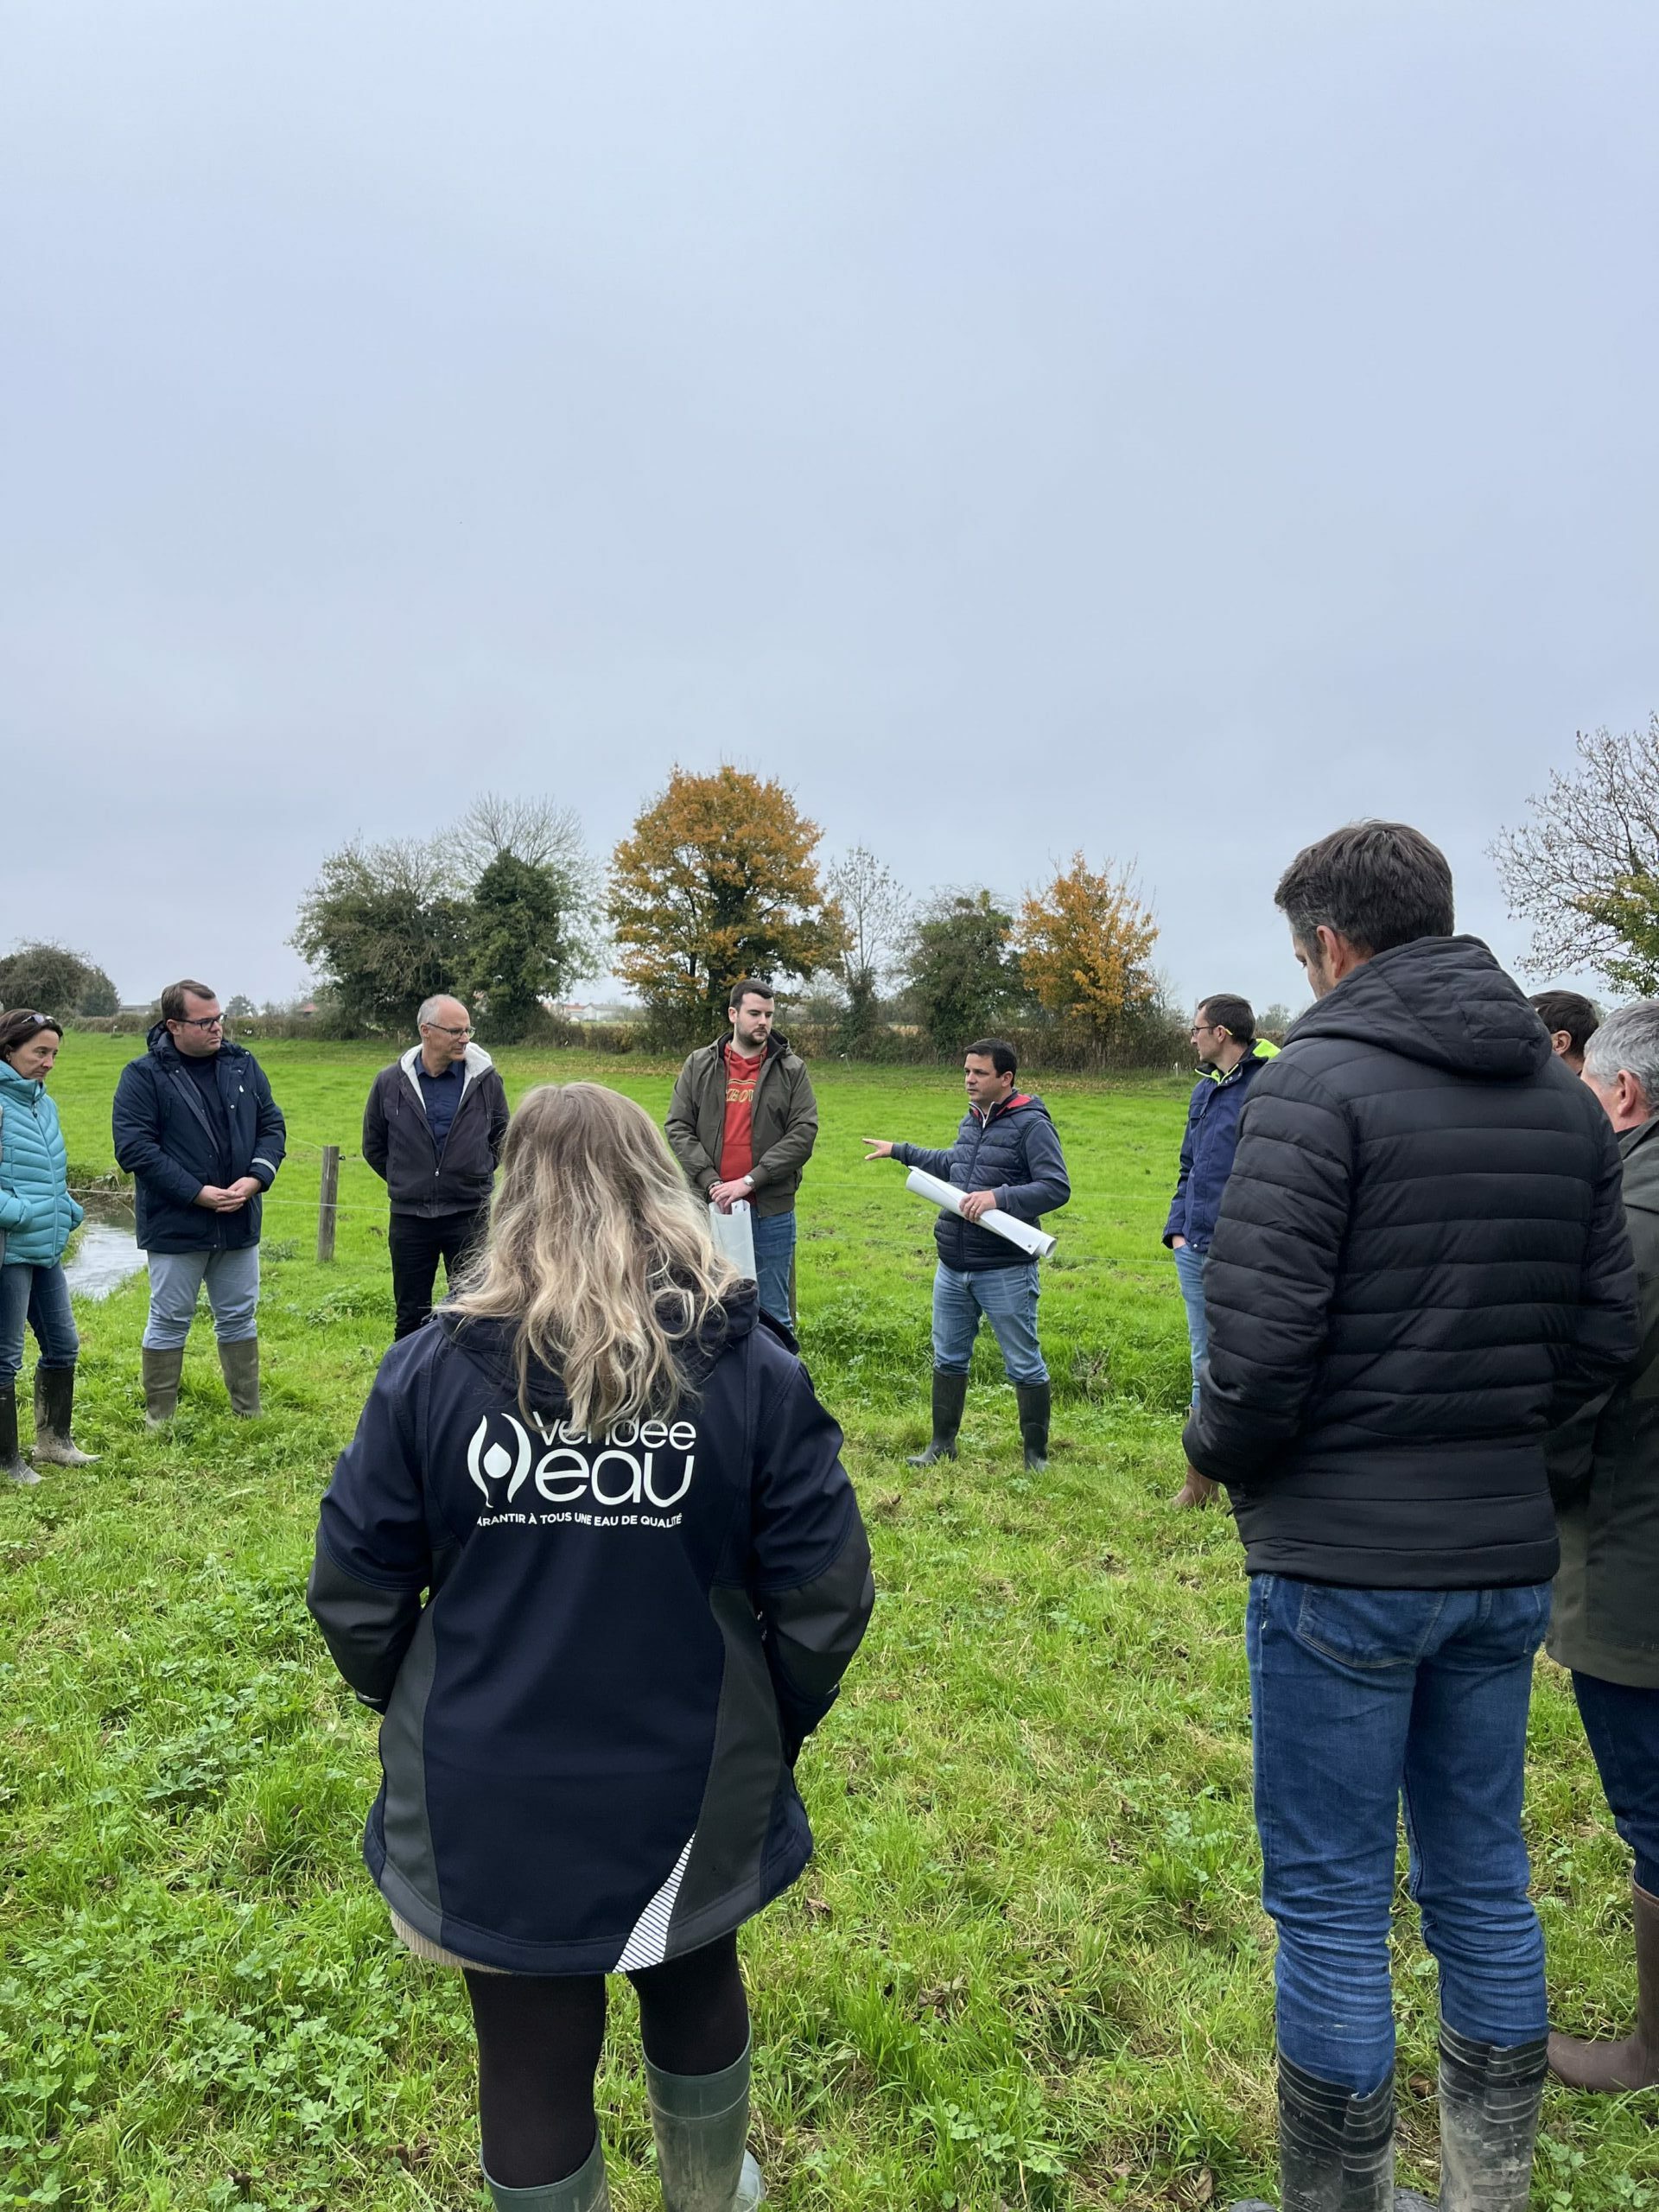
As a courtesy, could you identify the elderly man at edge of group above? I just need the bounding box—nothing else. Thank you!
[1546,999,1659,2093]
[362,995,510,1341]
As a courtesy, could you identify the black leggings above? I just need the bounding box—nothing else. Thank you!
[466,1934,749,2188]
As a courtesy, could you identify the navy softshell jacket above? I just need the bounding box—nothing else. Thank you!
[111,1027,286,1253]
[308,1291,874,1975]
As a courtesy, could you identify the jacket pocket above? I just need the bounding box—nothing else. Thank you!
[1291,1584,1447,1669]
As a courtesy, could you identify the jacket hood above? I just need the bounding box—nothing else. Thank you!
[977,1090,1053,1124]
[436,1282,762,1407]
[399,1040,495,1083]
[705,1030,792,1060]
[1284,937,1551,1082]
[144,1021,251,1065]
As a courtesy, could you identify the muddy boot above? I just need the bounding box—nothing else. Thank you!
[142,1345,184,1428]
[1015,1380,1051,1471]
[1227,2056,1395,2211]
[1548,1880,1659,2091]
[218,1336,261,1417]
[1437,2026,1546,2210]
[32,1365,99,1465]
[1173,1463,1220,1508]
[645,2037,765,2211]
[908,1371,966,1466]
[2,1382,40,1486]
[483,2133,611,2210]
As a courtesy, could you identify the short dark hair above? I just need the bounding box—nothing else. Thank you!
[1529,989,1600,1058]
[161,979,216,1023]
[0,1009,64,1060]
[1198,993,1255,1044]
[728,977,774,1011]
[965,1037,1018,1077]
[1274,821,1454,957]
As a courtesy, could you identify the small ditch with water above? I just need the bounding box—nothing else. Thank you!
[62,1188,146,1298]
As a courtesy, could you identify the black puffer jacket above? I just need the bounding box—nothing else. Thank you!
[1183,937,1638,1588]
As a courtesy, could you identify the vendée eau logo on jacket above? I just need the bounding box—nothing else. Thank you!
[467,1408,698,1517]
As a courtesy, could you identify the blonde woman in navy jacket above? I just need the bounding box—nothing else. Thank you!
[309,1082,874,2212]
[0,1011,96,1482]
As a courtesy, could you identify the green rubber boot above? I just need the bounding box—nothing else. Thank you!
[645,2037,765,2211]
[218,1336,261,1417]
[483,2134,610,2210]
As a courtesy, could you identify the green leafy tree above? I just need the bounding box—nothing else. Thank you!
[0,941,118,1019]
[469,849,594,1040]
[290,837,472,1034]
[608,766,844,1040]
[904,891,1023,1052]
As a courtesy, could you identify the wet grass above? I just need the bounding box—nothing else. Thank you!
[1,1038,1653,2209]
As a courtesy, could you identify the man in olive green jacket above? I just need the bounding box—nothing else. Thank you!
[664,979,818,1332]
[1548,999,1659,2091]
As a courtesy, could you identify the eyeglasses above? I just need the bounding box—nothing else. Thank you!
[174,1014,225,1031]
[424,1022,473,1038]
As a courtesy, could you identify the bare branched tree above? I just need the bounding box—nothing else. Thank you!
[823,847,911,1046]
[1491,718,1659,982]
[455,792,589,879]
[824,847,911,991]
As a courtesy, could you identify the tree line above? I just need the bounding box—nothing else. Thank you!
[10,721,1658,1054]
[285,769,1178,1058]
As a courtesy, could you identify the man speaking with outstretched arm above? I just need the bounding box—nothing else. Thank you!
[865,1038,1069,1471]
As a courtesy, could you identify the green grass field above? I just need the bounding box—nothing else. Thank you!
[2,1037,1652,2210]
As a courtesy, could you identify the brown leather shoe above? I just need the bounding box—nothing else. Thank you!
[1173,1464,1219,1509]
[1549,1881,1659,2091]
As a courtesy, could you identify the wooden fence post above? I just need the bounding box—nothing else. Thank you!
[316,1145,340,1263]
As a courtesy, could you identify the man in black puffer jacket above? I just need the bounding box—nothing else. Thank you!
[865,1038,1070,1471]
[1188,824,1637,2212]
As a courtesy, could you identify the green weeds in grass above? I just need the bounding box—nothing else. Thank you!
[1,1042,1653,2205]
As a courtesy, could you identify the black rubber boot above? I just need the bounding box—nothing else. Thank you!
[908,1371,966,1466]
[2,1382,38,1487]
[1227,2054,1395,2210]
[33,1365,99,1465]
[1437,2025,1546,2210]
[1015,1380,1051,1471]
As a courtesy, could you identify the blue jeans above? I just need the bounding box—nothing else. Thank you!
[142,1245,261,1349]
[1248,1573,1551,2094]
[1172,1241,1208,1407]
[0,1262,79,1387]
[750,1210,796,1332]
[931,1261,1047,1385]
[1573,1672,1659,1897]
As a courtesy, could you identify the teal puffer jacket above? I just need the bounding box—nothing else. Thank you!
[0,1060,83,1268]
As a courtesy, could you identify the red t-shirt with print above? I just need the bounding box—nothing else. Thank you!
[719,1046,766,1183]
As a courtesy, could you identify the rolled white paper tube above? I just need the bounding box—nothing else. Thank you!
[904,1167,1058,1260]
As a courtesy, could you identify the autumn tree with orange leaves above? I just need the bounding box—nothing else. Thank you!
[1017,854,1160,1045]
[608,766,845,1039]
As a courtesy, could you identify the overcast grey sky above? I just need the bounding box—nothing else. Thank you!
[4,0,1655,1017]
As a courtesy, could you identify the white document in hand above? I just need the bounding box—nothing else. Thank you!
[708,1198,757,1280]
[904,1168,1057,1259]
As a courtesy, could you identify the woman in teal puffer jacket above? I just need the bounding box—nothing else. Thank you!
[0,1011,97,1483]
